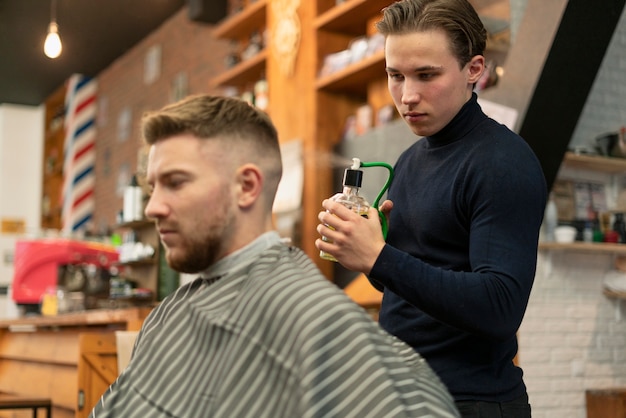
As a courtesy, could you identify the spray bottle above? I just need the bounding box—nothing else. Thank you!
[320,158,394,262]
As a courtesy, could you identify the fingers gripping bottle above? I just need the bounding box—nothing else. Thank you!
[320,158,370,262]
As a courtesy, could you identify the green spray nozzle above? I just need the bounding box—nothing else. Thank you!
[350,158,394,239]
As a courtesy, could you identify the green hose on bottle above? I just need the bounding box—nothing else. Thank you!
[357,159,394,239]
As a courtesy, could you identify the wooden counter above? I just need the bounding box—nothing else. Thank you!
[0,307,152,331]
[0,308,152,418]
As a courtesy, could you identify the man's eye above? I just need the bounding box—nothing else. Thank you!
[419,72,437,80]
[388,73,404,81]
[167,180,183,189]
[163,177,186,190]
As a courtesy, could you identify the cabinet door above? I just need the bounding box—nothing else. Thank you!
[586,388,626,418]
[76,333,118,418]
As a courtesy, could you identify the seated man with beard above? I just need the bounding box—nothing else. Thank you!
[90,94,459,418]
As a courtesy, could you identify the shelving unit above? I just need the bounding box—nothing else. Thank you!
[315,0,390,34]
[41,85,67,230]
[544,152,626,301]
[212,0,267,40]
[542,152,626,254]
[538,241,626,255]
[209,49,268,89]
[316,49,385,95]
[113,218,180,301]
[314,0,392,145]
[209,0,268,92]
[113,219,159,296]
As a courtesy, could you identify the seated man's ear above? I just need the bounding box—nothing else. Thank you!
[236,164,263,208]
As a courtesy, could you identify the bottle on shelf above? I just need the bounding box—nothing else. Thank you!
[613,212,626,243]
[254,77,269,111]
[320,162,370,262]
[591,210,604,242]
[583,221,594,243]
[543,197,558,242]
[123,174,143,223]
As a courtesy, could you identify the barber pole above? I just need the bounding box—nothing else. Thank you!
[61,74,97,233]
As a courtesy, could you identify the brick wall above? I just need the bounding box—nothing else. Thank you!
[521,251,626,418]
[93,7,229,230]
[519,7,626,418]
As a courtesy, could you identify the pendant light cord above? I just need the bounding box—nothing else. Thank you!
[50,0,57,24]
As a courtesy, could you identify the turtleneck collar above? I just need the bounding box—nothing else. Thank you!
[426,92,487,148]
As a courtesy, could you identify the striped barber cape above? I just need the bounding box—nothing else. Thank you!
[91,234,458,418]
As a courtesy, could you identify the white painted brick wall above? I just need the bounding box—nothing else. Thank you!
[518,4,626,418]
[520,250,626,418]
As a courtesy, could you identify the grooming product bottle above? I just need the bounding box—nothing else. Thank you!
[543,197,558,242]
[123,174,143,222]
[320,162,370,262]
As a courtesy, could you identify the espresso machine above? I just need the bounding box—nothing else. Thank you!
[12,238,119,313]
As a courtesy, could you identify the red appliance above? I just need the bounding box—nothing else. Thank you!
[12,238,119,305]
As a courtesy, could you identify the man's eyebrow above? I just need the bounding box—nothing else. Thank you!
[385,65,444,72]
[158,169,193,182]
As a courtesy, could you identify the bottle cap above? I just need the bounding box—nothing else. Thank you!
[343,169,363,187]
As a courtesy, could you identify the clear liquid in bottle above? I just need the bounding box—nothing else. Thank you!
[320,168,369,262]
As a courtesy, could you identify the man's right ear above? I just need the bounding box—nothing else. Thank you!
[466,55,485,85]
[236,164,263,209]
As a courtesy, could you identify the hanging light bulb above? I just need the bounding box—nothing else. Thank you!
[44,0,62,59]
[44,22,62,58]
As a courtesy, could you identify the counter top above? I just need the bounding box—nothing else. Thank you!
[0,307,153,330]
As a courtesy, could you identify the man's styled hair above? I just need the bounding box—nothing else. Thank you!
[376,0,487,68]
[141,94,283,205]
[142,94,278,148]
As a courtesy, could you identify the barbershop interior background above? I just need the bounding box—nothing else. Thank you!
[0,0,625,417]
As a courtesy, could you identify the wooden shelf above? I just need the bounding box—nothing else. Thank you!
[209,49,267,89]
[315,0,390,35]
[114,218,154,230]
[316,49,385,95]
[212,0,267,40]
[603,288,626,300]
[115,257,156,267]
[563,152,626,173]
[539,241,626,254]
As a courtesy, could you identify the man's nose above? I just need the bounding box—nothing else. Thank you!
[402,79,422,104]
[144,189,167,219]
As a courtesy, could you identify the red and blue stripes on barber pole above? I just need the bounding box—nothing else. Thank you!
[61,74,97,233]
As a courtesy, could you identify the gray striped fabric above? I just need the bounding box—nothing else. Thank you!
[90,238,459,417]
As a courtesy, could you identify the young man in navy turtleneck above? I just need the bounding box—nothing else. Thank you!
[316,1,547,417]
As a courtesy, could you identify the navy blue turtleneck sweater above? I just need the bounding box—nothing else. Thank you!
[370,93,547,402]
